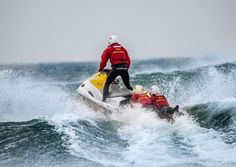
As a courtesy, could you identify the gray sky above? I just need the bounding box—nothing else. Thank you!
[0,0,236,64]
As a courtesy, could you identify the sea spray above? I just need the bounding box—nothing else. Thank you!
[1,57,236,167]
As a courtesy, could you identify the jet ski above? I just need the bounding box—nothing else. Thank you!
[76,69,132,114]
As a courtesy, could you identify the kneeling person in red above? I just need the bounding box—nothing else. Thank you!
[131,85,152,107]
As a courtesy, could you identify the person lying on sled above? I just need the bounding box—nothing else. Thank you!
[150,85,182,122]
[127,85,181,121]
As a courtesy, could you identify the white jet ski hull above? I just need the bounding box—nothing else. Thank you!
[77,71,131,113]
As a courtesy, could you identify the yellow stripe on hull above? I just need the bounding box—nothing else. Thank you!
[89,72,107,90]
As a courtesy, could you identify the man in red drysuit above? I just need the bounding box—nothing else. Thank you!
[99,35,133,102]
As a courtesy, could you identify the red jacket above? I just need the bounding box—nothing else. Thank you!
[99,43,131,71]
[131,93,152,107]
[151,95,169,109]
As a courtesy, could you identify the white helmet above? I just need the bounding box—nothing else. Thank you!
[151,85,160,94]
[133,85,144,94]
[108,35,119,45]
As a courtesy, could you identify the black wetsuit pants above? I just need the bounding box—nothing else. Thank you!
[102,67,133,102]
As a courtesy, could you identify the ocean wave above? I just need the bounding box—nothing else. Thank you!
[1,59,236,166]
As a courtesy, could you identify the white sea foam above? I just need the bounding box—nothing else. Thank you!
[1,61,236,167]
[0,69,85,122]
[109,108,236,166]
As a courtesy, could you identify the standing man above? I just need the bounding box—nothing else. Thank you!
[99,35,133,102]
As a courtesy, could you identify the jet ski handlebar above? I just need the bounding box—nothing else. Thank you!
[100,69,111,74]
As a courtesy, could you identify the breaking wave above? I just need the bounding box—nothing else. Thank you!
[1,56,236,167]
